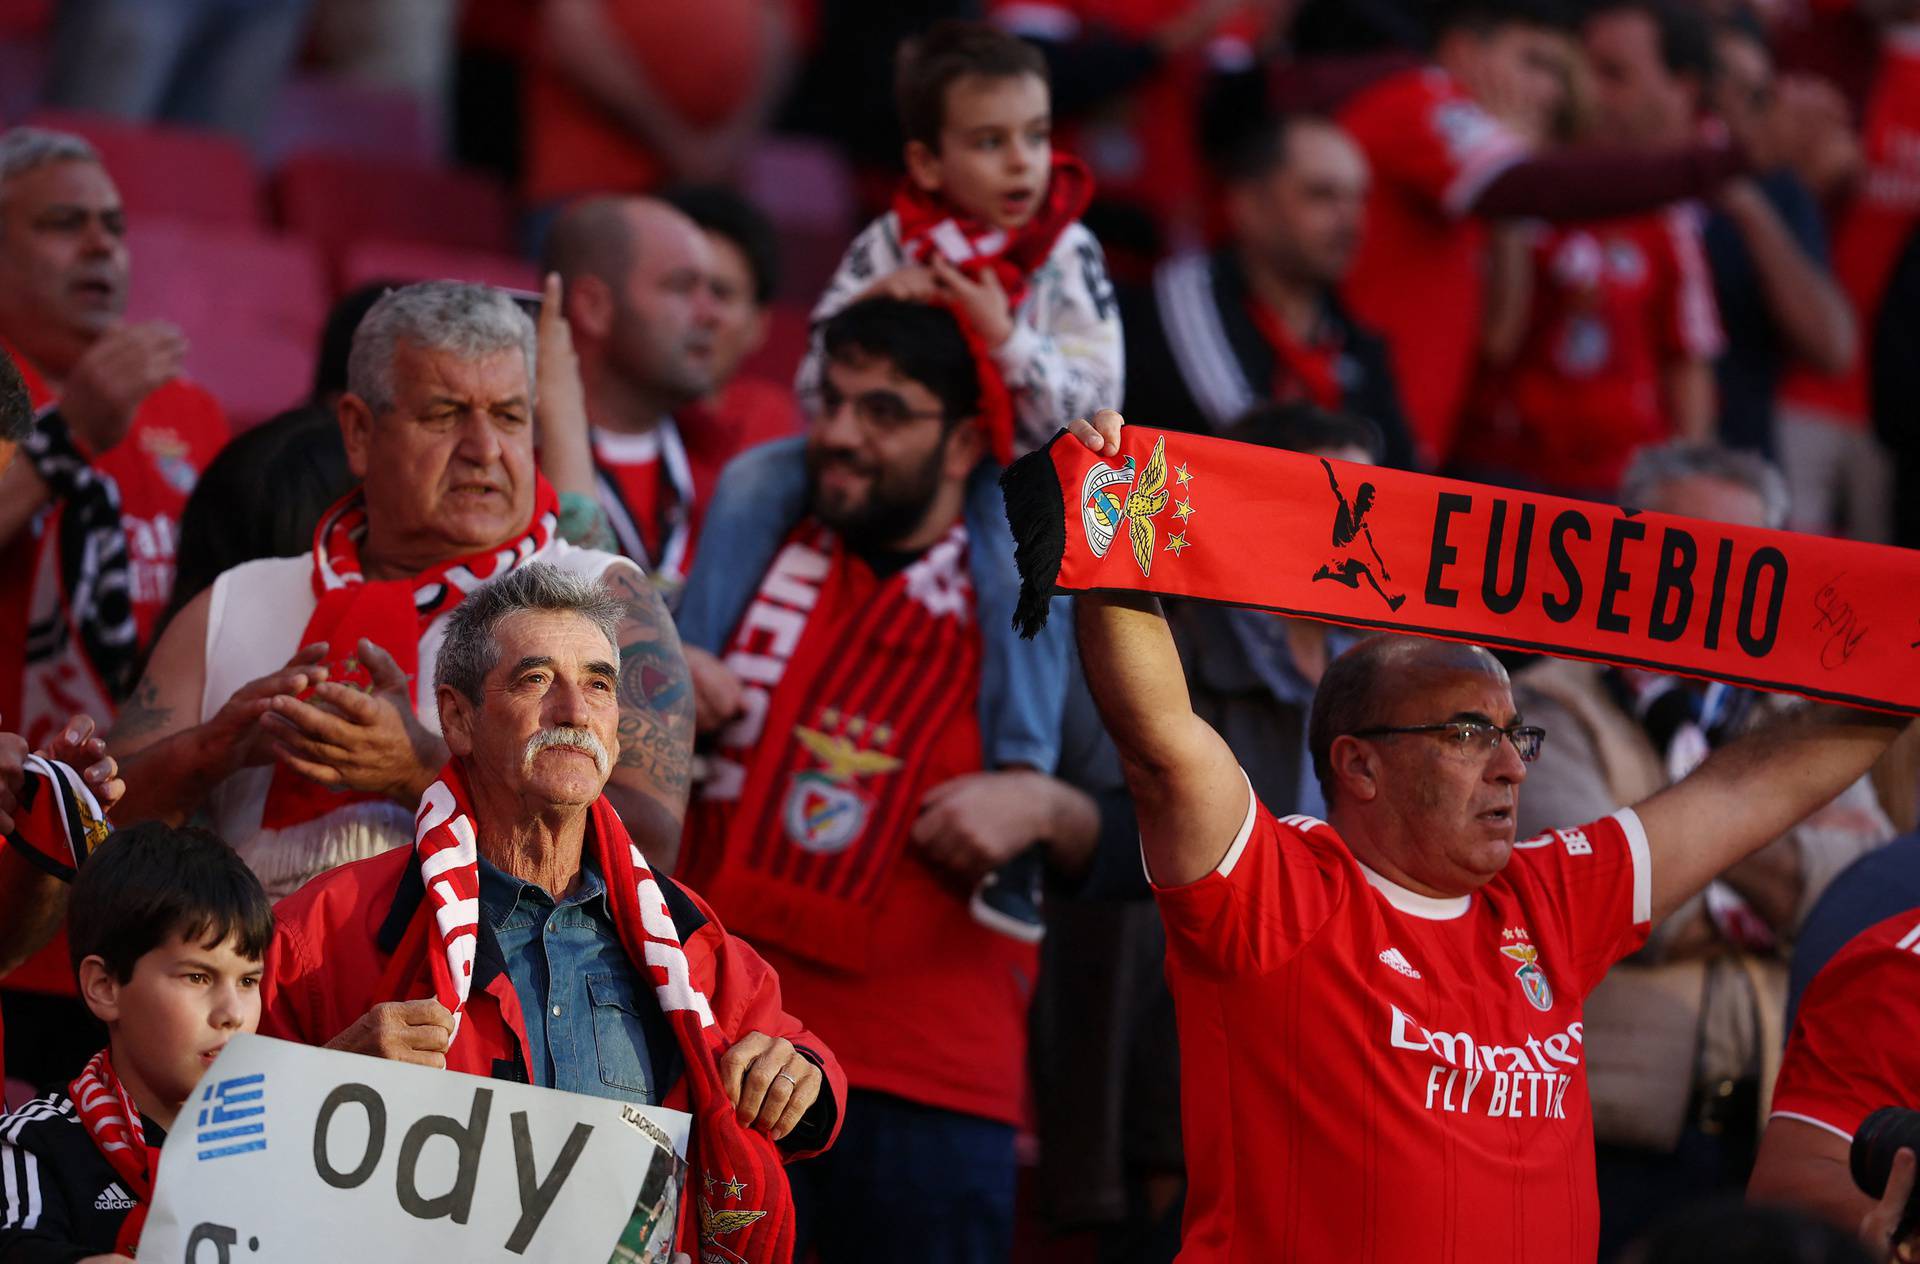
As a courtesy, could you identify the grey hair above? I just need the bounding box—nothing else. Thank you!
[0,127,101,209]
[1619,442,1791,530]
[346,280,535,416]
[434,563,625,702]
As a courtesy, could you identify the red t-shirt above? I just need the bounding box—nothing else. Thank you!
[1770,908,1920,1143]
[1339,67,1529,468]
[1461,207,1724,494]
[0,350,224,1001]
[0,348,227,749]
[522,0,772,205]
[1778,32,1920,431]
[1157,782,1652,1262]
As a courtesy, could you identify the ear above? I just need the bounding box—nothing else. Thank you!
[77,955,122,1024]
[567,273,617,345]
[1327,734,1381,805]
[941,416,985,479]
[904,139,945,195]
[338,394,374,481]
[437,684,476,758]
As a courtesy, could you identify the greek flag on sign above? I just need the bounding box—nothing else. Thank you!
[194,1072,267,1160]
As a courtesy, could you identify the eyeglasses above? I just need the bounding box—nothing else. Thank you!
[801,384,948,434]
[1350,721,1546,763]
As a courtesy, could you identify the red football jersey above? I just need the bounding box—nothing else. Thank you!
[1770,908,1920,1143]
[1462,207,1724,494]
[1778,31,1920,431]
[1157,782,1652,1263]
[1339,67,1529,467]
[0,345,227,748]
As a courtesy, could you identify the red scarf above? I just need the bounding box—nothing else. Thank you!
[70,1051,159,1258]
[260,478,561,829]
[892,152,1094,313]
[1002,426,1920,714]
[407,761,794,1264]
[893,153,1093,464]
[682,522,983,971]
[3,753,110,883]
[1244,298,1345,410]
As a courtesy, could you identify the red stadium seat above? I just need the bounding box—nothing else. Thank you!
[24,108,262,226]
[274,151,517,268]
[739,301,810,388]
[125,219,327,430]
[339,238,540,296]
[261,76,435,167]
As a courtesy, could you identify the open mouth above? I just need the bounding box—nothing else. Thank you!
[200,1045,226,1064]
[1477,806,1514,824]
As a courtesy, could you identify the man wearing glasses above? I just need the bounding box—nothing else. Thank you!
[1065,408,1913,1264]
[672,297,1105,1260]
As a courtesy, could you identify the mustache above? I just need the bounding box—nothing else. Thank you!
[522,726,610,776]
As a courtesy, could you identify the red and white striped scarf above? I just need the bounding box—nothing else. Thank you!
[260,477,561,829]
[70,1050,159,1257]
[682,521,983,972]
[407,760,794,1263]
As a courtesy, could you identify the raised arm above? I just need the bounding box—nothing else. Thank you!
[1632,702,1911,925]
[603,566,696,872]
[1066,412,1246,887]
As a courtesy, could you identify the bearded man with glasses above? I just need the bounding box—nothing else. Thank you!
[1065,407,1914,1264]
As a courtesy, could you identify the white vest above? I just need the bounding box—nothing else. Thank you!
[200,538,639,898]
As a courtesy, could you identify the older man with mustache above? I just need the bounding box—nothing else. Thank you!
[260,562,843,1263]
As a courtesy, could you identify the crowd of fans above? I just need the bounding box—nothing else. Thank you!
[2,1,1920,1262]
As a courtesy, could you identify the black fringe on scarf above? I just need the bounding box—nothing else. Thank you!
[999,432,1068,639]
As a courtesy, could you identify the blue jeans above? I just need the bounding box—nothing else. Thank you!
[788,1090,1016,1264]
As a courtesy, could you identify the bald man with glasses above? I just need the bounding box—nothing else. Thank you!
[1064,407,1912,1264]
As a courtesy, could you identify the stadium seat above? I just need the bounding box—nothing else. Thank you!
[261,76,435,167]
[739,301,810,388]
[339,238,540,296]
[743,137,858,303]
[274,151,517,267]
[24,108,262,226]
[125,219,327,429]
[0,35,46,122]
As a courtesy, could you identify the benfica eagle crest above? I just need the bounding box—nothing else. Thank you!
[1080,434,1190,578]
[1500,928,1554,1012]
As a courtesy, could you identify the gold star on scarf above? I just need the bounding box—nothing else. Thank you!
[872,724,894,746]
[1166,532,1191,557]
[846,716,867,737]
[723,1176,748,1200]
[1173,499,1194,523]
[1174,463,1193,488]
[821,707,841,728]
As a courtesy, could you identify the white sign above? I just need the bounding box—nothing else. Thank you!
[137,1035,689,1264]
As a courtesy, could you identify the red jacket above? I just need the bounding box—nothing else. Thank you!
[259,845,846,1161]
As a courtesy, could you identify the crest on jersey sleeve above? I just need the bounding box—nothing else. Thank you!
[1500,927,1554,1012]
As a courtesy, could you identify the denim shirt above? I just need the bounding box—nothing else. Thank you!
[477,856,681,1105]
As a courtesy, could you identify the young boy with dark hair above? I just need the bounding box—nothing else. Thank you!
[0,823,272,1264]
[801,18,1123,459]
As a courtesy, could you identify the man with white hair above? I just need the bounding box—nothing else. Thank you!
[0,126,225,752]
[260,562,843,1263]
[112,280,693,897]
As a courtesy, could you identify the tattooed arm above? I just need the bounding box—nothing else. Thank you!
[113,587,330,825]
[604,566,696,872]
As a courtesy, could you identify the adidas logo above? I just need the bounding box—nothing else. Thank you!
[1378,947,1422,979]
[93,1182,138,1211]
